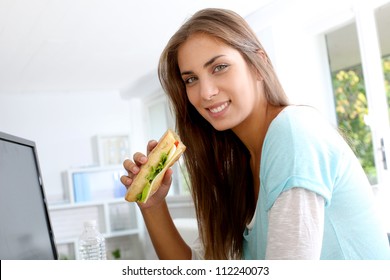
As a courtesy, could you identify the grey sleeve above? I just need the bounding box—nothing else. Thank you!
[265,187,325,260]
[191,237,205,260]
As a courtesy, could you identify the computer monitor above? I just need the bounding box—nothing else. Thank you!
[0,131,58,259]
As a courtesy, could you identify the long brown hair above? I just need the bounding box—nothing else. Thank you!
[158,8,289,259]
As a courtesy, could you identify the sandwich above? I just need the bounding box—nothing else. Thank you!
[125,129,186,203]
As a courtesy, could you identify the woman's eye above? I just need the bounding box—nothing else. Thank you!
[185,77,197,84]
[214,64,228,73]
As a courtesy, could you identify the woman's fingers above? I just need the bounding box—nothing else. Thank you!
[120,174,132,187]
[132,152,147,167]
[147,140,158,155]
[121,157,145,188]
[121,139,159,192]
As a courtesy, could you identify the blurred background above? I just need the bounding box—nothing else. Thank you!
[0,0,389,259]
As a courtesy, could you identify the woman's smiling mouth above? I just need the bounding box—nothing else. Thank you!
[208,101,231,114]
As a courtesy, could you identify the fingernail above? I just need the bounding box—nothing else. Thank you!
[132,166,139,173]
[140,156,147,164]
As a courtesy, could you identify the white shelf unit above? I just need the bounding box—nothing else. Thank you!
[49,165,145,260]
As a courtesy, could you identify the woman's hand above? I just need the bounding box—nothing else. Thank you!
[120,140,173,210]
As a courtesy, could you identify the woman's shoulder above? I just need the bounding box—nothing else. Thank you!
[265,105,343,152]
[274,105,325,123]
[269,105,329,135]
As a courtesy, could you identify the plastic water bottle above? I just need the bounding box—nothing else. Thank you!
[78,220,107,260]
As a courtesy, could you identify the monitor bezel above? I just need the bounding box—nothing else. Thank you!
[0,131,58,260]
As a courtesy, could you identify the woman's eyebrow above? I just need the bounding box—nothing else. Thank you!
[180,55,226,76]
[203,55,225,68]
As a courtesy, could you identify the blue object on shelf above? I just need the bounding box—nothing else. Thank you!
[73,173,92,202]
[71,168,126,202]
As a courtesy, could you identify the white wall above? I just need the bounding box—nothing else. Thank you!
[271,19,337,125]
[248,1,339,127]
[0,91,131,203]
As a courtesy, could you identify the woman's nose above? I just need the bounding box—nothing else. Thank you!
[200,78,219,101]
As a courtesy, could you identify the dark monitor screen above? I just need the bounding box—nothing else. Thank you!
[0,131,58,260]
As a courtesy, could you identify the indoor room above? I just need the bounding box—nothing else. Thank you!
[1,0,389,260]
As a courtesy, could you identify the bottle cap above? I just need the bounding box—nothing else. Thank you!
[84,220,97,227]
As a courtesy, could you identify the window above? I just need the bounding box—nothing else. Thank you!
[376,3,390,124]
[325,2,390,187]
[326,21,378,184]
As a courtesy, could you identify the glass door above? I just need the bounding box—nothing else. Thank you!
[326,21,378,185]
[375,2,390,172]
[325,1,390,188]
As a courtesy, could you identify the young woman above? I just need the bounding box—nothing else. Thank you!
[121,8,390,260]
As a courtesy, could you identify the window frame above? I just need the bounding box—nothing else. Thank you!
[308,0,390,187]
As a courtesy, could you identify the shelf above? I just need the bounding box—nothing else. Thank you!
[49,197,128,210]
[48,164,143,260]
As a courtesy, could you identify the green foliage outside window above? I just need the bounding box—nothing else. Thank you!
[331,55,390,185]
[384,57,390,113]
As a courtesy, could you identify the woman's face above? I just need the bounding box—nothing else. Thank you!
[177,33,264,131]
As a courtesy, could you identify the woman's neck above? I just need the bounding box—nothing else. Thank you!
[233,103,286,200]
[233,102,273,157]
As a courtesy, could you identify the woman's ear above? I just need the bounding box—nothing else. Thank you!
[254,50,268,81]
[257,50,268,61]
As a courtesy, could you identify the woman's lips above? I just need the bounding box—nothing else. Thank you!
[207,101,230,114]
